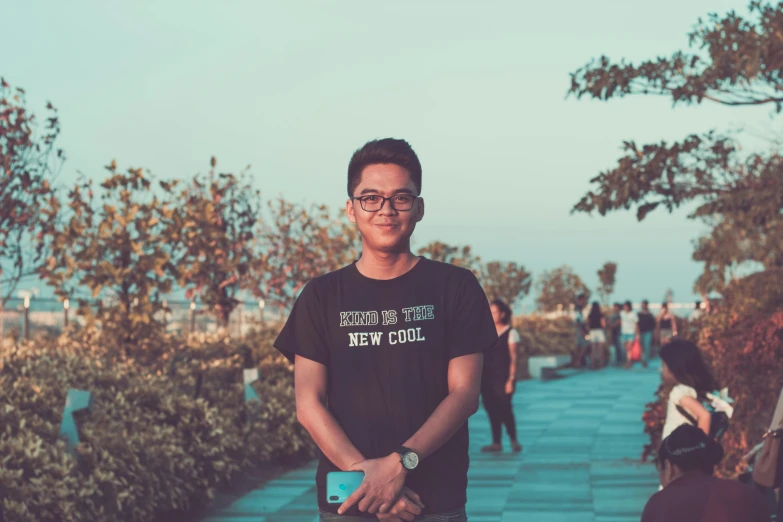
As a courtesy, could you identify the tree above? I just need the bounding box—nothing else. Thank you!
[0,78,63,339]
[260,198,360,312]
[569,2,783,293]
[39,163,176,348]
[597,262,618,305]
[417,241,480,272]
[168,157,263,327]
[535,265,590,313]
[479,261,532,307]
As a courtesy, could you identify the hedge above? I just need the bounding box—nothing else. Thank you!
[0,327,315,522]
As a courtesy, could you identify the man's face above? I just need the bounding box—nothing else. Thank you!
[490,304,502,324]
[642,302,649,312]
[346,164,424,254]
[613,304,620,313]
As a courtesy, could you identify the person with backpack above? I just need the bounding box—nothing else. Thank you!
[641,424,770,522]
[659,339,728,441]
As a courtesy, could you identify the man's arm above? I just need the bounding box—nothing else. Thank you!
[402,352,482,459]
[294,355,365,471]
[340,353,483,515]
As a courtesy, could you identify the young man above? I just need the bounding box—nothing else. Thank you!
[637,300,655,367]
[274,138,497,522]
[608,302,624,365]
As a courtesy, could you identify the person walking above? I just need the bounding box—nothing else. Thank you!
[587,302,607,369]
[657,302,678,346]
[620,301,639,369]
[480,299,522,453]
[608,302,624,366]
[641,424,770,522]
[274,138,497,522]
[637,300,655,367]
[573,294,590,368]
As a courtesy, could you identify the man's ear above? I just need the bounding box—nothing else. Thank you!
[415,198,425,223]
[346,199,357,224]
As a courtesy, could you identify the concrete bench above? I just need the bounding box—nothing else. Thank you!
[528,355,571,380]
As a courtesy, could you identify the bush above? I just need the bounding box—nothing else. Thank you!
[0,326,315,522]
[512,315,574,379]
[640,269,783,477]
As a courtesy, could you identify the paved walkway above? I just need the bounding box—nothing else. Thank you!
[202,361,661,522]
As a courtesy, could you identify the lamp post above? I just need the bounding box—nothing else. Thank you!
[190,301,196,333]
[259,299,266,325]
[63,298,70,329]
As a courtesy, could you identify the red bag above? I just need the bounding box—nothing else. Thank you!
[630,338,642,361]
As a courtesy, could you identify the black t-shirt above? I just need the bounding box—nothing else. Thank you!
[638,311,656,333]
[274,257,497,516]
[588,312,603,329]
[483,327,511,387]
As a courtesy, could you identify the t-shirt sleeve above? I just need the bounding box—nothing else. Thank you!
[639,494,658,522]
[508,328,521,345]
[447,271,498,359]
[670,384,698,405]
[273,281,330,366]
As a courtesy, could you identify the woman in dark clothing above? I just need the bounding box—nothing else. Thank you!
[480,299,522,453]
[587,302,607,369]
[641,424,769,522]
[657,302,678,345]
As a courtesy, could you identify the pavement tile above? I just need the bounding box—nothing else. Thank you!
[201,361,662,522]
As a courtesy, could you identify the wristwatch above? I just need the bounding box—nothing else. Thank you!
[395,446,419,471]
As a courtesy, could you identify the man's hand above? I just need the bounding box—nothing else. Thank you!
[378,487,425,522]
[505,379,514,395]
[338,454,407,515]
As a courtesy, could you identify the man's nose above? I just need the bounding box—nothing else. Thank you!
[378,199,398,215]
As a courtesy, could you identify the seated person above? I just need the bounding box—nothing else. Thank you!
[641,424,769,522]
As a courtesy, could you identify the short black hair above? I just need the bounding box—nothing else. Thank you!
[642,299,649,306]
[657,424,724,475]
[347,138,422,197]
[490,299,512,325]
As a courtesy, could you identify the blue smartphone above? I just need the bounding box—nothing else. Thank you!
[326,471,364,504]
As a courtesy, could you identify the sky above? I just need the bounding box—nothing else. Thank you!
[2,0,777,309]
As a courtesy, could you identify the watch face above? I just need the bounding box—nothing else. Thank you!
[402,451,419,469]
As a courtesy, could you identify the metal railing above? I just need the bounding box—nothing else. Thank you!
[0,297,285,341]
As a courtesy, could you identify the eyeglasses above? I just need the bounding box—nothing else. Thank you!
[350,194,419,212]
